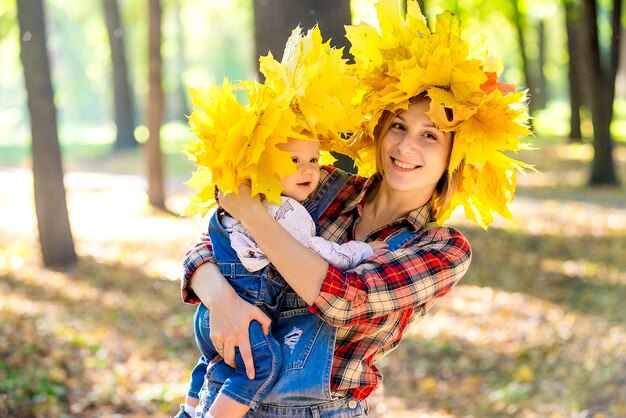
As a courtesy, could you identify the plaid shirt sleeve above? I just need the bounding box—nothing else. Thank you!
[181,231,215,304]
[309,226,472,326]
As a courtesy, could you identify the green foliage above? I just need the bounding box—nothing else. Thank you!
[2,0,604,149]
[0,0,16,40]
[0,0,255,146]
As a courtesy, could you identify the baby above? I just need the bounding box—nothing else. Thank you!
[177,137,385,418]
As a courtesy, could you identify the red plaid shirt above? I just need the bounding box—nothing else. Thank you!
[181,166,472,400]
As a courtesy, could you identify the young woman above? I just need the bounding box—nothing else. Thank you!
[180,1,530,416]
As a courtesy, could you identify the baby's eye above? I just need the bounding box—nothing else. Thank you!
[310,157,319,164]
[291,157,300,164]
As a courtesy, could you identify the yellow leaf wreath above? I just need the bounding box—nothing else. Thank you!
[183,26,363,217]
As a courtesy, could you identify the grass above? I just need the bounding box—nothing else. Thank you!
[0,137,625,417]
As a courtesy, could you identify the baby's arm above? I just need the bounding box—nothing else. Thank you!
[272,197,387,270]
[309,236,387,270]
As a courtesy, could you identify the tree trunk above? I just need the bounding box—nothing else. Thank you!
[253,0,355,172]
[536,19,547,110]
[582,0,620,185]
[146,0,166,209]
[103,0,137,150]
[512,1,540,121]
[565,1,583,142]
[17,0,77,268]
[253,0,352,71]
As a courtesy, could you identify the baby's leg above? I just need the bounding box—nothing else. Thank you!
[208,320,282,417]
[206,394,249,418]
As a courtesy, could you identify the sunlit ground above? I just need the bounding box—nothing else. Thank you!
[1,140,625,417]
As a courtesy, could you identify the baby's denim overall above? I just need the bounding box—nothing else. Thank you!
[196,293,368,417]
[196,170,380,417]
[191,211,291,409]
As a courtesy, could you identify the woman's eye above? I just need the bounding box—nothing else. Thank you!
[391,122,406,131]
[423,132,438,141]
[291,157,300,164]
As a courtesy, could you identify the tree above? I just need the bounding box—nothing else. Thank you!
[582,0,622,185]
[103,0,137,150]
[253,0,355,172]
[536,19,547,110]
[146,0,166,209]
[253,0,352,67]
[16,0,77,267]
[564,0,592,143]
[511,1,543,120]
[254,0,350,66]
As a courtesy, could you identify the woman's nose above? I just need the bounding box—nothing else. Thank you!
[398,137,418,154]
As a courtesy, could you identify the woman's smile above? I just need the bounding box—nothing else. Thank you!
[390,157,420,171]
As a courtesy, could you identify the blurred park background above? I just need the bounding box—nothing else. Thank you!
[1,0,625,417]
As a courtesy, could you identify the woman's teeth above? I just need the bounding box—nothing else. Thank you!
[393,158,417,170]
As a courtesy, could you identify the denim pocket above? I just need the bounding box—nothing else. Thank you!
[260,308,336,405]
[273,308,326,371]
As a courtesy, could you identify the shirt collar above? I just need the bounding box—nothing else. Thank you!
[344,174,436,231]
[406,204,435,231]
[340,174,379,214]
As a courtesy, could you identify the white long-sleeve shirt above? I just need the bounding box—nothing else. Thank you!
[221,196,373,272]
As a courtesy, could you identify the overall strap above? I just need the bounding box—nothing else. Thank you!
[207,210,239,263]
[385,221,438,251]
[302,169,350,224]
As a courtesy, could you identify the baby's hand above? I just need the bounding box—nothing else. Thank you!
[368,240,388,253]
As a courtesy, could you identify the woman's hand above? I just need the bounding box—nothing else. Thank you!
[190,263,272,379]
[217,184,265,226]
[209,289,272,378]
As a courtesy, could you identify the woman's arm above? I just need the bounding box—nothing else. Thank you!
[310,227,472,326]
[217,188,471,325]
[182,229,272,378]
[219,187,330,305]
[189,263,272,377]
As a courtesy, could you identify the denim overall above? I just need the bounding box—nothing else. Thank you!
[190,210,291,409]
[196,170,422,417]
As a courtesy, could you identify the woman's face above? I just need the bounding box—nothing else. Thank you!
[379,100,453,196]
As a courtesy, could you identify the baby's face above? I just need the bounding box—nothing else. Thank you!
[279,138,320,201]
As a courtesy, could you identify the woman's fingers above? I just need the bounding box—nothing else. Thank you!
[210,297,274,379]
[222,338,237,369]
[252,305,272,336]
[217,184,258,220]
[240,306,272,379]
[238,339,255,380]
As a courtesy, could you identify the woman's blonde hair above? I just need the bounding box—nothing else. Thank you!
[371,94,465,219]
